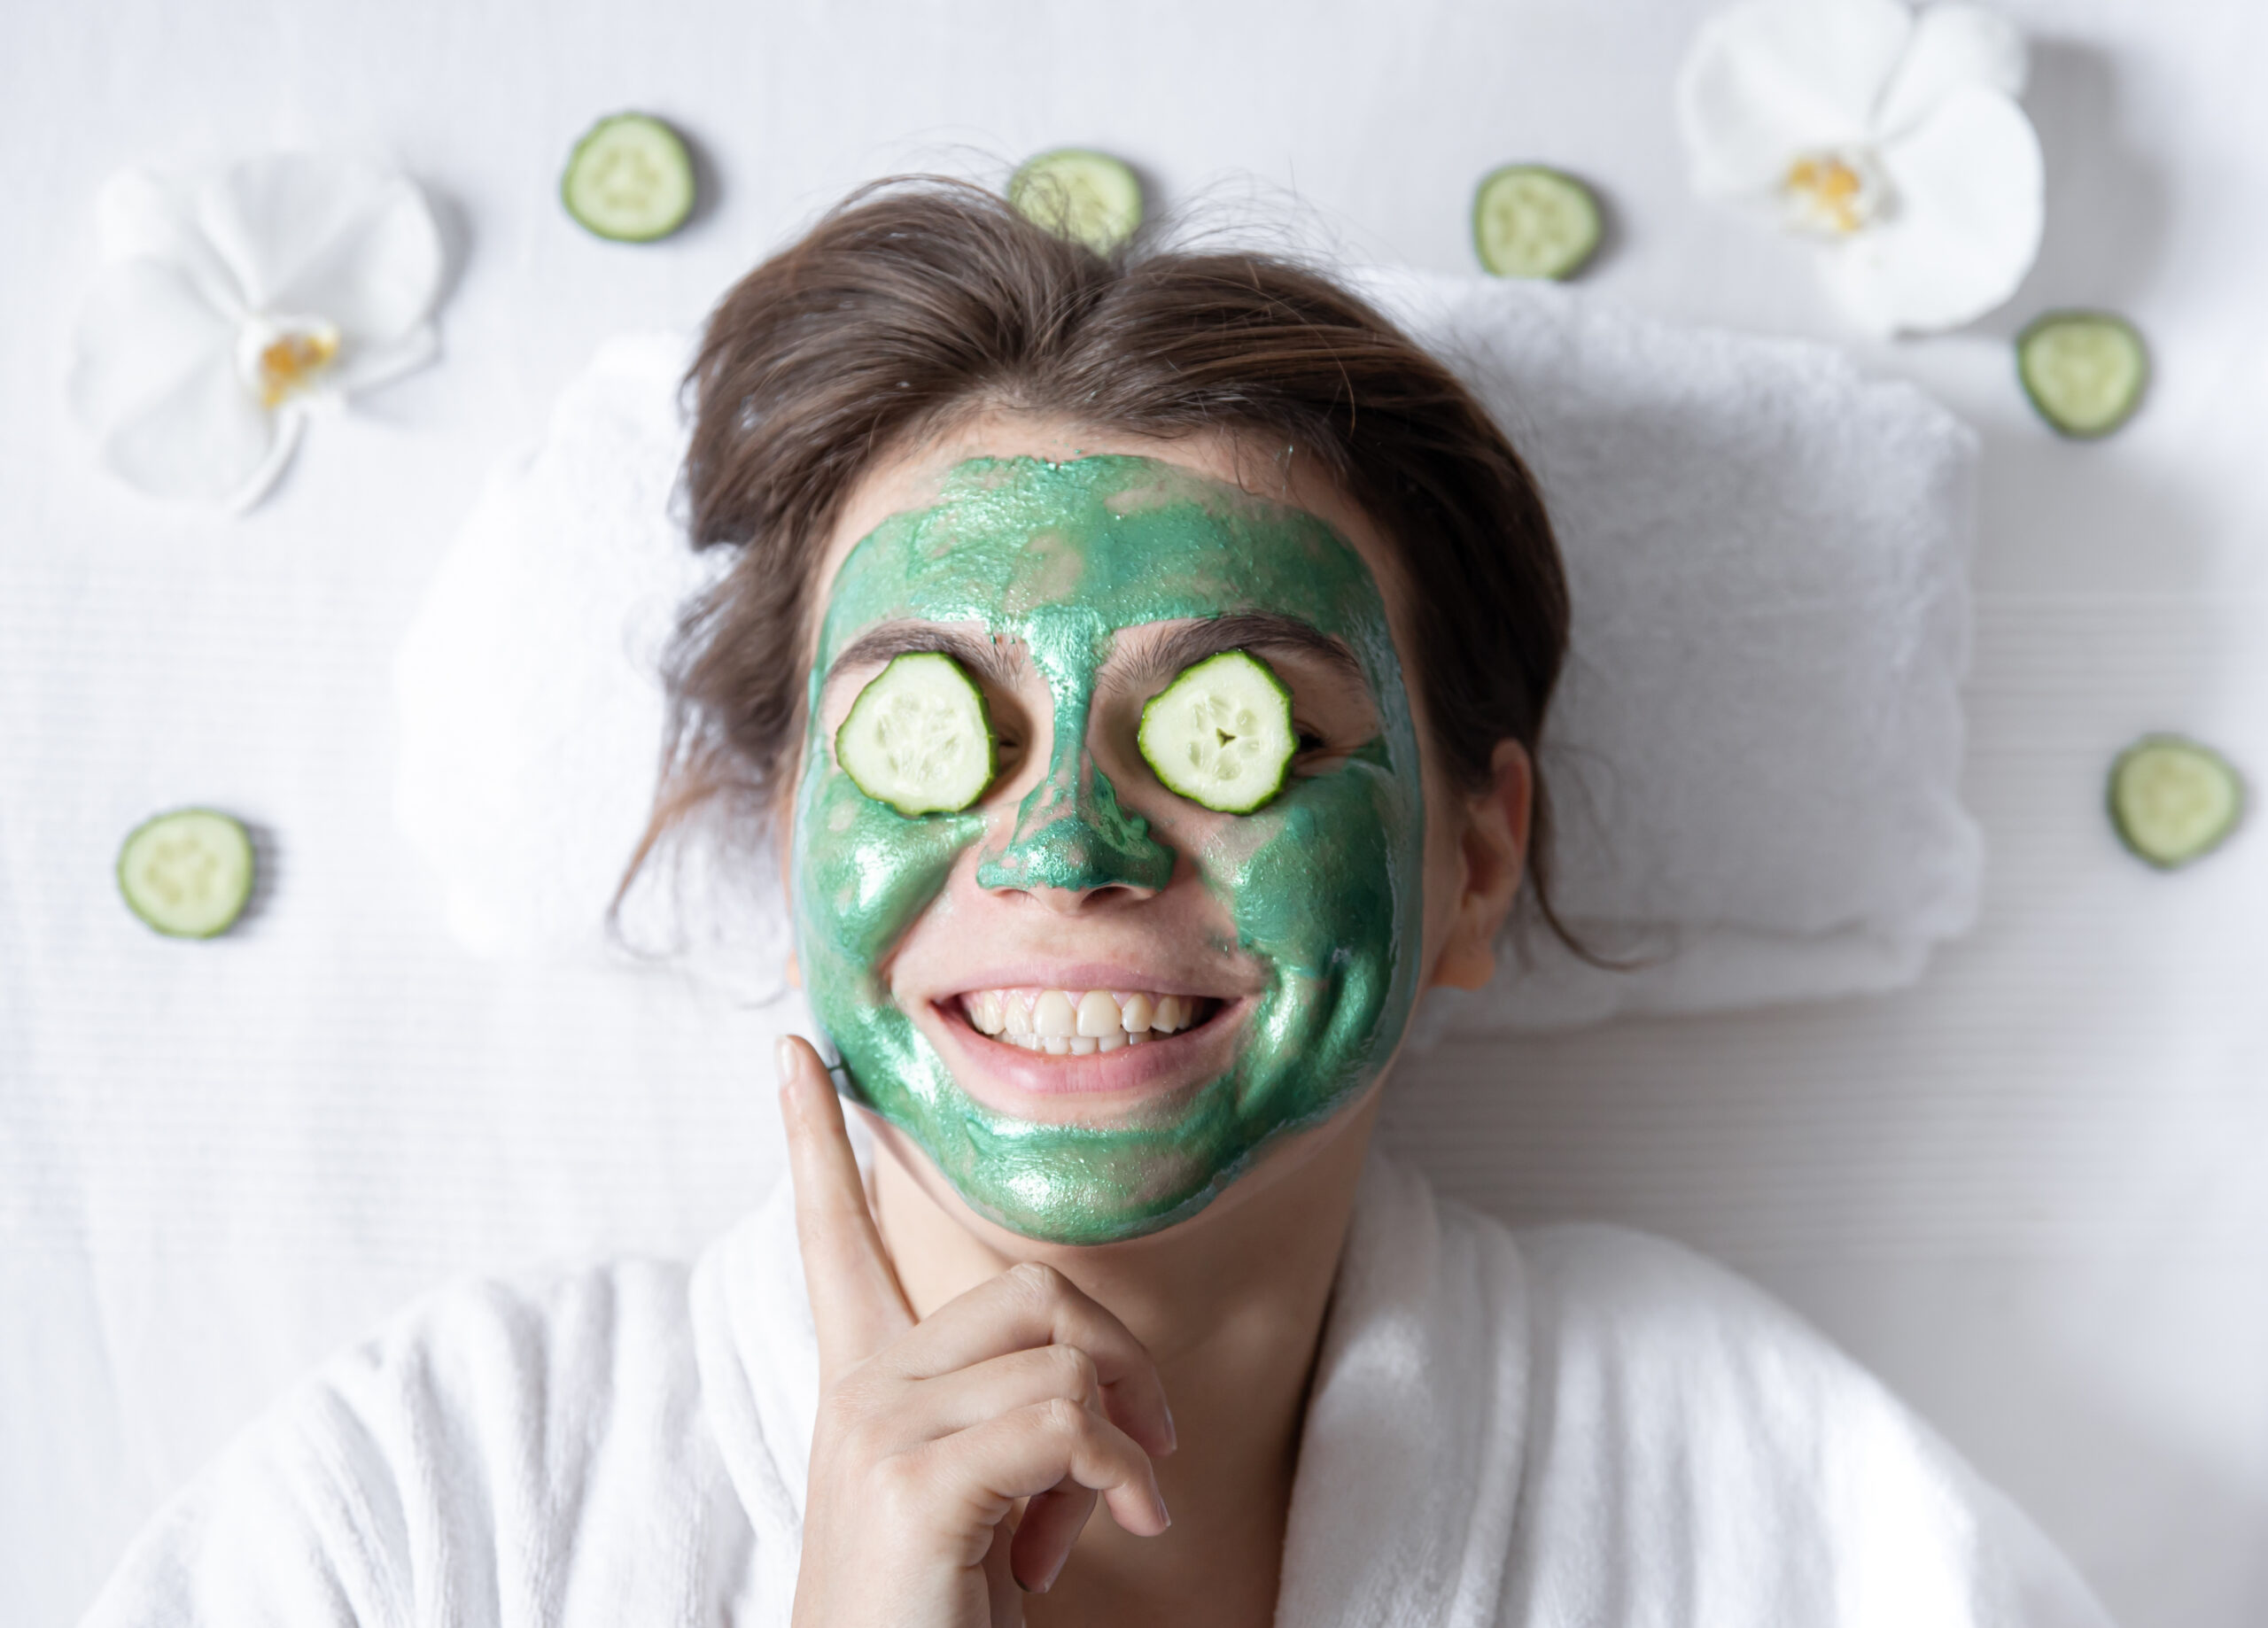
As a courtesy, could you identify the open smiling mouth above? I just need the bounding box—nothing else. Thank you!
[951,988,1225,1056]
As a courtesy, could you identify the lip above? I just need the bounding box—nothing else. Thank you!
[916,976,1252,1120]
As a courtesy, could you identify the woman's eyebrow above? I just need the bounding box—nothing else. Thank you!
[825,623,1023,690]
[1115,613,1365,694]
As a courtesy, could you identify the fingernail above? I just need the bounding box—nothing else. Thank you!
[1160,1399,1178,1454]
[1039,1551,1068,1592]
[775,1037,798,1087]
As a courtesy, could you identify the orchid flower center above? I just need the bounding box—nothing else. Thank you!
[237,317,342,409]
[1780,147,1892,237]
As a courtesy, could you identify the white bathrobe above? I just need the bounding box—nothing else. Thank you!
[82,1151,2115,1626]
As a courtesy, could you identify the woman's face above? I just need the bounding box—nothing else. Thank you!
[791,418,1469,1245]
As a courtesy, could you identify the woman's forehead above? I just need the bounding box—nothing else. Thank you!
[818,414,1259,570]
[816,452,1389,661]
[815,415,1404,606]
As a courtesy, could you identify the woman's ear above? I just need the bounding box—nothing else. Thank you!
[1428,739,1534,993]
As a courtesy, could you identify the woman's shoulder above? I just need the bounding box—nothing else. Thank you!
[1424,1203,1920,1480]
[1487,1215,1933,1485]
[246,1251,719,1500]
[1433,1206,2114,1627]
[1499,1215,1828,1353]
[82,1251,759,1627]
[329,1250,705,1416]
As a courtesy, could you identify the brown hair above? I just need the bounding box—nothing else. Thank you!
[637,176,1580,949]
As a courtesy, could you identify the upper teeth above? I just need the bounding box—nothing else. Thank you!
[961,988,1208,1055]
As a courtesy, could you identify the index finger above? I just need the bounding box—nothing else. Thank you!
[777,1035,915,1377]
[890,1262,1177,1460]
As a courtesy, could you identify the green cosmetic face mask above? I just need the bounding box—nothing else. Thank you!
[793,454,1425,1244]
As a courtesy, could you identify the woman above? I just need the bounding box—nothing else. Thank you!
[84,180,2111,1627]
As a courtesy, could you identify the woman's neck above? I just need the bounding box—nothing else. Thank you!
[867,1090,1383,1626]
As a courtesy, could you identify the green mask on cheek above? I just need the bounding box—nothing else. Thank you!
[793,455,1425,1244]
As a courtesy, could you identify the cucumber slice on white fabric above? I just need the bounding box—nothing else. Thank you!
[1472,165,1602,281]
[1008,150,1143,255]
[1138,651,1296,814]
[562,113,695,243]
[117,809,255,938]
[2108,734,2244,869]
[836,653,997,816]
[2017,312,2148,438]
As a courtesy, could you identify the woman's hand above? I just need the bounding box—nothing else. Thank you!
[778,1036,1176,1628]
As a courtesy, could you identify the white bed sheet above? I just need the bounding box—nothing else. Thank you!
[3,1,2263,1624]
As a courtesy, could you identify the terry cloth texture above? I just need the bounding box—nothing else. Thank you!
[1356,270,1982,1032]
[82,1151,2110,1627]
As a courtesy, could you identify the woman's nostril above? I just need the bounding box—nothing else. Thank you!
[1086,883,1153,905]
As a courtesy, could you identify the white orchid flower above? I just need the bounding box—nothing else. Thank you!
[1676,0,2044,335]
[69,152,445,510]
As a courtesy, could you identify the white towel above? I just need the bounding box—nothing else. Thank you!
[79,1150,2111,1626]
[1355,272,1983,1032]
[392,332,789,996]
[394,276,1984,1029]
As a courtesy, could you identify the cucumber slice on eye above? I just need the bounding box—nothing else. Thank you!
[1008,149,1144,255]
[2017,311,2148,438]
[836,652,998,816]
[2108,734,2245,869]
[1472,165,1603,281]
[117,808,255,939]
[1138,650,1297,815]
[562,112,696,243]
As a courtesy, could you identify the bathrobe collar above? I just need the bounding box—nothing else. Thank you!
[689,1146,1534,1628]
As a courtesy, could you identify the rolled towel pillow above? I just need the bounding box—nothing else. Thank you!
[392,332,786,995]
[394,277,1982,1031]
[1351,271,1983,1031]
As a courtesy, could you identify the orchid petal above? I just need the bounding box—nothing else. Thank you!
[221,411,306,512]
[198,153,443,349]
[1819,86,2044,334]
[68,260,238,440]
[1675,0,1915,195]
[94,169,247,318]
[332,322,439,396]
[1872,4,2029,142]
[96,341,287,506]
[268,175,442,353]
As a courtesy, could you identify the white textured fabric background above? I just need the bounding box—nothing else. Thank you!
[2,2,2263,1624]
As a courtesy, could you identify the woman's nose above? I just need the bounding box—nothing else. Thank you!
[975,756,1175,910]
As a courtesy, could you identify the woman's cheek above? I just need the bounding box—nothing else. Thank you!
[795,761,987,1002]
[1194,759,1423,1117]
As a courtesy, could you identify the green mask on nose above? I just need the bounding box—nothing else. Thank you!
[793,454,1425,1244]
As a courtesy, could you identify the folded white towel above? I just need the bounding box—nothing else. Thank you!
[393,332,788,996]
[395,275,1984,1029]
[1354,272,1983,1031]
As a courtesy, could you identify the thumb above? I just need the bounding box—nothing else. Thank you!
[778,1035,914,1377]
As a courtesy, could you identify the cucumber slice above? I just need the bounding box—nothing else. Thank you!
[562,113,695,243]
[1008,150,1143,255]
[1138,651,1296,814]
[2108,734,2245,869]
[2017,311,2148,438]
[1472,165,1602,281]
[117,809,255,938]
[836,652,997,816]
